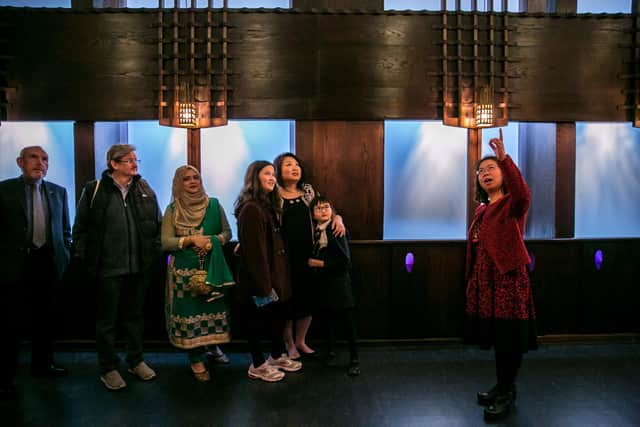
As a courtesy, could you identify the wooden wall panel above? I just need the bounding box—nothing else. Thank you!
[579,241,640,333]
[7,10,156,121]
[350,243,392,339]
[227,12,442,120]
[295,121,384,240]
[526,240,582,334]
[389,243,466,339]
[58,239,640,341]
[293,0,383,9]
[3,9,633,122]
[508,15,630,122]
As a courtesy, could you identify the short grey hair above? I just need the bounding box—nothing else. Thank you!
[19,145,47,159]
[106,144,136,171]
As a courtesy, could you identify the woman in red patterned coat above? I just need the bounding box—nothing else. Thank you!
[465,129,537,422]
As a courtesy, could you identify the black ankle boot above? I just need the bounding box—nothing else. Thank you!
[477,384,499,406]
[483,389,516,421]
[477,384,516,406]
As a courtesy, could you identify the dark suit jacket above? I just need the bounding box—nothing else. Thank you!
[0,176,72,283]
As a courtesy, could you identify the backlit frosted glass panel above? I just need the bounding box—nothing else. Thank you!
[0,0,70,6]
[575,123,640,237]
[201,120,291,238]
[94,121,187,214]
[384,121,467,240]
[481,122,519,164]
[577,0,629,13]
[0,121,76,220]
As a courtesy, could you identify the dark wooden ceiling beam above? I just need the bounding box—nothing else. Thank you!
[1,8,631,123]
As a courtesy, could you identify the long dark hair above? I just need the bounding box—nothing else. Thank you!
[273,152,306,189]
[234,160,282,217]
[474,155,508,204]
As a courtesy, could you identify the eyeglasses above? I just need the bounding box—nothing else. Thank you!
[313,205,331,212]
[117,158,140,165]
[476,164,497,175]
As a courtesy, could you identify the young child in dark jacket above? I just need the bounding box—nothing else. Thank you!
[307,196,360,376]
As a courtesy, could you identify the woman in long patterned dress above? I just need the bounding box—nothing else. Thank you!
[465,129,537,421]
[161,165,235,382]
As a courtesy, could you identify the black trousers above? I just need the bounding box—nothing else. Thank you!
[96,273,148,374]
[1,247,59,387]
[495,350,523,392]
[244,300,287,367]
[325,308,359,361]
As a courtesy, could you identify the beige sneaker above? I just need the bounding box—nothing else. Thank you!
[100,370,127,390]
[267,354,302,372]
[127,361,156,381]
[247,362,285,382]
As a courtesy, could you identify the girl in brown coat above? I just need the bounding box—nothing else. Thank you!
[234,160,302,382]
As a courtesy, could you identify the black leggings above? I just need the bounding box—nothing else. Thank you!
[326,308,358,361]
[495,350,523,392]
[245,301,287,367]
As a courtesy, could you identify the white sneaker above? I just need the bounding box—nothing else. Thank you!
[247,362,285,382]
[267,354,302,372]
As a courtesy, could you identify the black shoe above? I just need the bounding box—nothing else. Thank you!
[347,360,360,377]
[483,390,516,422]
[477,384,499,406]
[31,364,68,378]
[0,384,17,401]
[477,384,516,406]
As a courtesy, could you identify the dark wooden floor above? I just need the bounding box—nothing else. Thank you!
[3,341,639,427]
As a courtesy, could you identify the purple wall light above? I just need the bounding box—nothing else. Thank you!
[594,249,604,271]
[405,252,414,273]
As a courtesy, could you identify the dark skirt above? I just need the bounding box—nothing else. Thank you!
[465,241,538,353]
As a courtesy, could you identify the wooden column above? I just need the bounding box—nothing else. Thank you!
[555,123,576,238]
[550,0,577,238]
[295,121,384,240]
[187,128,201,170]
[518,0,577,238]
[291,1,384,240]
[73,121,95,204]
[467,129,482,229]
[71,0,93,10]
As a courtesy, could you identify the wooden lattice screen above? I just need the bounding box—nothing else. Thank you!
[158,0,228,128]
[440,0,509,128]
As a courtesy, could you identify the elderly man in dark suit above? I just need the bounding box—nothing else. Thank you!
[0,146,71,400]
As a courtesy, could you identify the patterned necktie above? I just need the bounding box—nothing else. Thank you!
[312,226,321,256]
[32,183,46,248]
